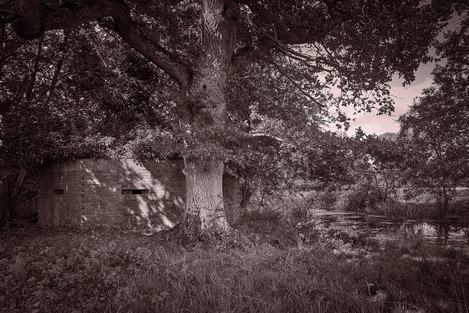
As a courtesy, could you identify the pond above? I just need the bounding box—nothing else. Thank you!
[312,210,469,254]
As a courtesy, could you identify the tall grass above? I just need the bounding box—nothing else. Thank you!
[1,211,468,313]
[0,228,370,312]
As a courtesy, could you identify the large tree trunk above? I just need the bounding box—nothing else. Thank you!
[181,0,239,236]
[184,159,229,233]
[0,169,27,224]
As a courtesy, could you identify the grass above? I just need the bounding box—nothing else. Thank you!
[1,211,469,313]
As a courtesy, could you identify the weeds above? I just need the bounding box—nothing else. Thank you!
[1,208,468,313]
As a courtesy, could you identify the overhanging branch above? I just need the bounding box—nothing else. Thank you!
[244,17,334,73]
[111,13,191,88]
[0,0,191,88]
[271,61,324,108]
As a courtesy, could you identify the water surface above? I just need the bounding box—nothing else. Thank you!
[313,210,469,254]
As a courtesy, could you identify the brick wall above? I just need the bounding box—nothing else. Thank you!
[37,159,240,229]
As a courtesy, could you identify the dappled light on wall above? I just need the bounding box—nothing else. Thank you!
[36,158,240,229]
[119,159,185,230]
[37,159,186,229]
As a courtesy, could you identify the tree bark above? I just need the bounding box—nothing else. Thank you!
[0,169,26,223]
[184,158,228,234]
[9,169,26,220]
[181,0,239,235]
[0,177,9,223]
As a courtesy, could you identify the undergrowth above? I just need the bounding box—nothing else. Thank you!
[1,211,468,313]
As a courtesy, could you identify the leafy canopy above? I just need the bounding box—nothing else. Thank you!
[0,0,458,172]
[398,5,469,210]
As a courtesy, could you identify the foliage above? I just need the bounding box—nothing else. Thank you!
[1,218,468,313]
[0,0,457,165]
[398,8,469,214]
[0,25,180,172]
[348,130,406,207]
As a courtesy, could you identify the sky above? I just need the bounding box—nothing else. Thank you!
[344,11,468,137]
[344,61,436,136]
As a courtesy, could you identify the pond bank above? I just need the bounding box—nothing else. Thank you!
[312,209,469,255]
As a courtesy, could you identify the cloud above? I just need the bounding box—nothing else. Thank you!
[345,63,435,136]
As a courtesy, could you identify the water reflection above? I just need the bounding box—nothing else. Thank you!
[313,210,469,254]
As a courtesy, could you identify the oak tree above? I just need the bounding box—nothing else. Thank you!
[0,0,455,234]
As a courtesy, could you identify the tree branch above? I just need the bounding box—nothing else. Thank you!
[25,33,43,102]
[1,0,192,88]
[244,17,334,74]
[111,12,191,88]
[271,61,324,108]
